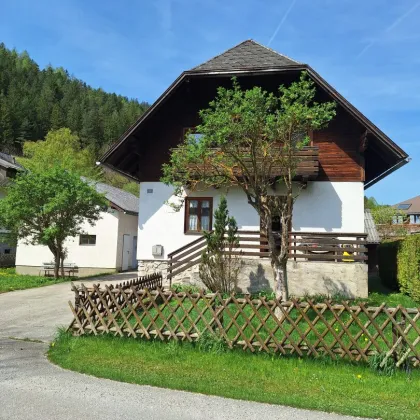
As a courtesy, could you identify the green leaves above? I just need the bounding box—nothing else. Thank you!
[161,71,336,199]
[0,166,108,247]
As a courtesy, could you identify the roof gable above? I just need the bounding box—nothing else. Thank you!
[100,40,408,187]
[190,40,300,72]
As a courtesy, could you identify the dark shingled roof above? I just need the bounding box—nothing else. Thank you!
[190,40,301,72]
[95,182,139,215]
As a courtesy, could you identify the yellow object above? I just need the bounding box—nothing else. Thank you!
[342,251,354,262]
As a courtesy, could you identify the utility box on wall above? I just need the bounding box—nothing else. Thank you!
[152,244,163,257]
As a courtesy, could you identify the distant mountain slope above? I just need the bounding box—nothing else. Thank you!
[0,43,149,155]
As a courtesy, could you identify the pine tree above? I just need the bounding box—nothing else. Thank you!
[0,93,14,152]
[0,43,149,154]
[199,196,241,293]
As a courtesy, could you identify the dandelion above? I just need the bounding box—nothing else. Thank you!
[51,342,55,347]
[357,374,362,379]
[364,337,368,342]
[335,327,339,332]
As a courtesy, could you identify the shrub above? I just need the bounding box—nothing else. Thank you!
[397,235,420,301]
[377,240,400,290]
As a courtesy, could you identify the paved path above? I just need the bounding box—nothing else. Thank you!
[0,271,138,342]
[0,274,368,420]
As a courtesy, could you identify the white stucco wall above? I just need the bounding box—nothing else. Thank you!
[137,181,364,260]
[16,210,120,269]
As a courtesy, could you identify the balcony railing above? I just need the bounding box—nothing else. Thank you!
[182,146,319,181]
[167,230,367,282]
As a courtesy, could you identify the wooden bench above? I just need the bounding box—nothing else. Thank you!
[42,262,78,277]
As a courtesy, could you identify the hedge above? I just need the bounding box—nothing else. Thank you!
[397,235,420,301]
[377,240,401,290]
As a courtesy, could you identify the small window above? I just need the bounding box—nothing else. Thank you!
[4,249,11,254]
[397,204,411,210]
[413,215,420,224]
[79,235,96,245]
[183,127,204,143]
[185,198,213,233]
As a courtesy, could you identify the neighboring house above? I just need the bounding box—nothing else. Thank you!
[0,152,23,267]
[100,40,409,297]
[393,196,420,232]
[15,182,139,276]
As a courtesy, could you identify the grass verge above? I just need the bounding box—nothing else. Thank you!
[0,268,70,293]
[49,331,420,420]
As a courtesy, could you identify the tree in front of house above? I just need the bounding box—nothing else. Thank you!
[162,73,336,300]
[199,196,241,293]
[18,128,140,196]
[0,166,108,278]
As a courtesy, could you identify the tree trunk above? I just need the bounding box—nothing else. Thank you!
[54,249,60,279]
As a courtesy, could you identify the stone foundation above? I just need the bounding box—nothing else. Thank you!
[137,258,368,298]
[16,265,116,277]
[138,260,169,284]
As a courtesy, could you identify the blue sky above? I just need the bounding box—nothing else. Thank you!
[0,0,419,204]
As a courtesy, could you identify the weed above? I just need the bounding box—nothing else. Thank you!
[197,330,227,354]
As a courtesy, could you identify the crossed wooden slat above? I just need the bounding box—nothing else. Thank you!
[68,285,420,367]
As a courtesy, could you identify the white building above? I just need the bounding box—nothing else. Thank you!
[16,182,139,277]
[100,40,409,297]
[0,152,23,267]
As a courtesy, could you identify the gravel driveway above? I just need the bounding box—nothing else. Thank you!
[0,273,368,420]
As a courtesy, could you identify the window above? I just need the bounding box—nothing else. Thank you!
[79,235,96,245]
[4,249,10,254]
[185,198,213,233]
[392,215,404,225]
[183,127,204,144]
[397,204,412,210]
[413,215,420,224]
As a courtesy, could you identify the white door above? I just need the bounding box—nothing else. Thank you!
[132,236,137,269]
[122,234,131,271]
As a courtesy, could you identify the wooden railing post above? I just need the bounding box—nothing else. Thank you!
[168,256,173,288]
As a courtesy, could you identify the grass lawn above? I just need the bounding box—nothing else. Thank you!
[0,267,70,293]
[49,331,420,420]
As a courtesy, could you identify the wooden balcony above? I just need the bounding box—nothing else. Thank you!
[182,146,319,181]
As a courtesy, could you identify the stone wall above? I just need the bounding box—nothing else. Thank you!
[138,259,169,284]
[146,258,368,298]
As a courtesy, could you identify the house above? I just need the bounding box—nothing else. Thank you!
[0,152,23,267]
[393,196,420,233]
[15,182,139,276]
[100,40,409,297]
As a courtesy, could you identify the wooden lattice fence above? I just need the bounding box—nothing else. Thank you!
[69,287,420,367]
[69,273,162,323]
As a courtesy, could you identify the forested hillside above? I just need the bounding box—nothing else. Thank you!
[0,43,148,155]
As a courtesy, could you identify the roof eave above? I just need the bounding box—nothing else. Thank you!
[364,157,410,190]
[101,64,409,185]
[305,66,408,161]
